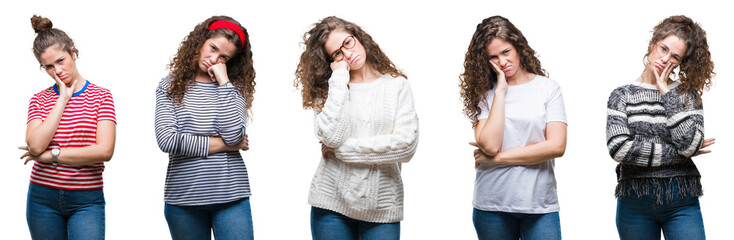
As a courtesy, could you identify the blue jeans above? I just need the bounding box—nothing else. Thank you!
[473,209,561,240]
[26,182,106,240]
[616,184,705,240]
[164,197,253,240]
[311,207,400,240]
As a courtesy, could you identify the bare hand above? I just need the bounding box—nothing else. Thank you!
[207,62,230,85]
[489,61,507,92]
[330,60,350,72]
[653,62,676,95]
[694,138,715,156]
[19,146,50,165]
[54,72,78,101]
[469,142,493,167]
[320,142,335,160]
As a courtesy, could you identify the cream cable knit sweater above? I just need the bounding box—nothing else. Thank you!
[308,69,419,223]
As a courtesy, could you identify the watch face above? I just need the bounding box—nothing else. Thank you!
[52,149,60,155]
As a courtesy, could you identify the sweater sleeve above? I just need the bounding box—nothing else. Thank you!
[216,84,247,146]
[606,87,689,167]
[334,79,419,164]
[314,69,352,148]
[154,78,209,158]
[661,89,705,157]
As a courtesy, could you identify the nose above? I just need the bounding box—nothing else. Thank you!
[498,56,508,66]
[54,65,63,74]
[210,54,222,64]
[342,49,355,61]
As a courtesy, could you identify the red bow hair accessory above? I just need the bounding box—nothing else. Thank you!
[208,20,246,48]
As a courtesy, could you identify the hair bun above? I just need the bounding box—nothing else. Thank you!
[31,15,53,33]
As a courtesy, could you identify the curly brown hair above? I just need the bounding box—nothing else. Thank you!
[459,16,546,127]
[167,16,256,111]
[645,15,714,106]
[30,15,78,66]
[294,16,406,111]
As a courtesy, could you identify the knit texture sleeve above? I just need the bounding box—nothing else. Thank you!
[314,69,352,148]
[154,78,209,158]
[661,89,705,157]
[216,84,247,146]
[335,79,419,164]
[606,86,688,167]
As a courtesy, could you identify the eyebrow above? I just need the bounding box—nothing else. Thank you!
[42,56,65,67]
[488,47,511,58]
[662,43,683,59]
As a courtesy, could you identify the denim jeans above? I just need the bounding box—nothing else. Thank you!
[616,183,705,240]
[311,207,400,240]
[26,182,106,240]
[473,208,561,240]
[164,197,253,240]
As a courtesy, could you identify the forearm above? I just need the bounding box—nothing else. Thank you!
[54,144,114,166]
[26,99,68,154]
[216,86,247,145]
[476,92,505,156]
[494,139,564,165]
[208,137,238,154]
[314,69,352,147]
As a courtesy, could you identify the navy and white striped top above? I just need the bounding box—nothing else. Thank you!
[155,77,250,206]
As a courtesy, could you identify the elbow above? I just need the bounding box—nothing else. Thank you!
[478,143,500,157]
[552,143,566,158]
[26,141,48,157]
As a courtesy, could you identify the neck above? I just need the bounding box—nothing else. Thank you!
[506,69,535,85]
[64,73,86,92]
[638,68,671,85]
[349,64,381,83]
[194,69,212,83]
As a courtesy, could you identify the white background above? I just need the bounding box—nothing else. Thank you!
[1,0,732,239]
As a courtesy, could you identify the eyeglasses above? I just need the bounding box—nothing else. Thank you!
[329,35,356,61]
[655,43,683,64]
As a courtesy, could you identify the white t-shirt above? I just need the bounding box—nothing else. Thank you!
[473,75,567,214]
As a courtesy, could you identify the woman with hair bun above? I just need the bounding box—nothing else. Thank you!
[461,16,567,240]
[295,16,419,240]
[606,15,715,240]
[155,15,255,239]
[20,15,116,239]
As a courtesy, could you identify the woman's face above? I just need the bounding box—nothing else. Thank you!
[198,35,237,73]
[324,30,366,71]
[40,45,77,85]
[486,38,521,79]
[648,35,686,75]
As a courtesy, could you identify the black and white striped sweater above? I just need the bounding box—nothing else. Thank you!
[155,77,250,206]
[606,81,704,203]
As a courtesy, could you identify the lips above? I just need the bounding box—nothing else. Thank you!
[350,55,359,65]
[501,65,512,72]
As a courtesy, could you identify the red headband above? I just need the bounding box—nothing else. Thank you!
[208,20,246,48]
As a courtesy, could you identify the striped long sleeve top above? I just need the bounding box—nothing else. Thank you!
[606,81,704,203]
[155,77,250,206]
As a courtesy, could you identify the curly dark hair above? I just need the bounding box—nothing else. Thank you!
[30,15,78,66]
[645,15,714,106]
[294,16,406,111]
[459,16,546,126]
[167,15,256,111]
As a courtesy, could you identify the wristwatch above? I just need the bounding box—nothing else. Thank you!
[51,148,60,166]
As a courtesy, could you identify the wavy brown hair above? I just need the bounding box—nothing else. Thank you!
[645,15,714,106]
[459,16,546,127]
[294,16,406,111]
[167,16,256,111]
[30,15,78,66]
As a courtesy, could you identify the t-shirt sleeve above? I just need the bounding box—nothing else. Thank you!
[27,95,43,123]
[98,91,116,124]
[545,81,567,124]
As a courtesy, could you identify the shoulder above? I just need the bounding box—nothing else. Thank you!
[535,75,562,90]
[87,82,112,95]
[157,76,174,89]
